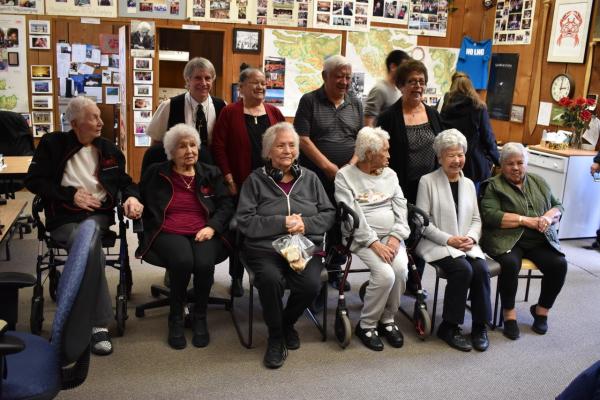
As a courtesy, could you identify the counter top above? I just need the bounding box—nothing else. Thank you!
[528,144,598,157]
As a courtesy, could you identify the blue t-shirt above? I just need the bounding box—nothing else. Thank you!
[456,36,492,90]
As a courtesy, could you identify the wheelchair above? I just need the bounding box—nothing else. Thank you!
[29,194,133,336]
[330,202,431,348]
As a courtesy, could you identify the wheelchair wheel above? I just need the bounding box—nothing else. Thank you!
[334,309,352,349]
[413,302,431,340]
[49,269,61,302]
[359,281,368,303]
[30,290,44,335]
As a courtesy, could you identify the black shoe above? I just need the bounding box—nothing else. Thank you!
[471,324,489,352]
[437,323,472,352]
[502,319,520,340]
[355,323,384,351]
[91,328,113,356]
[231,277,244,298]
[377,322,404,348]
[530,305,548,335]
[283,325,300,350]
[168,318,187,350]
[263,338,287,369]
[192,316,210,348]
[330,278,351,292]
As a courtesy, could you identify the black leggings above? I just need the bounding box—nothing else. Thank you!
[494,243,567,310]
[151,232,222,319]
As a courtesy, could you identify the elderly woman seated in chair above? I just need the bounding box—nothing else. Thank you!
[334,126,410,352]
[138,123,234,350]
[236,122,335,369]
[415,128,492,352]
[480,142,567,340]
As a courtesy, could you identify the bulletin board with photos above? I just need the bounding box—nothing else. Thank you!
[492,0,535,45]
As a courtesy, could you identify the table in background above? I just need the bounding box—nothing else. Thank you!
[0,156,32,199]
[0,199,28,260]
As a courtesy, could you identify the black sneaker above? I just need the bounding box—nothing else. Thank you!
[192,316,209,348]
[284,325,300,350]
[437,323,472,352]
[530,305,548,335]
[168,318,187,350]
[471,324,489,352]
[263,338,287,369]
[502,319,520,340]
[355,323,384,351]
[377,322,404,348]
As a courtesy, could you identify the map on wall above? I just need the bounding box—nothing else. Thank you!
[410,45,459,106]
[345,27,416,101]
[263,29,342,117]
[0,14,29,112]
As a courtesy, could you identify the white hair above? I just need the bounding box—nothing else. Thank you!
[433,128,468,159]
[65,96,97,125]
[261,122,300,161]
[183,57,216,81]
[163,123,200,161]
[137,21,151,32]
[500,142,528,165]
[355,126,390,162]
[322,55,352,75]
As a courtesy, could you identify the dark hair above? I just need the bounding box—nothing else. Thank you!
[394,59,429,88]
[385,50,410,72]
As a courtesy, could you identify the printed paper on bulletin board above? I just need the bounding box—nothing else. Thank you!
[46,0,117,18]
[119,0,187,19]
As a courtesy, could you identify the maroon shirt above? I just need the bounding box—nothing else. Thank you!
[162,172,207,235]
[276,179,295,195]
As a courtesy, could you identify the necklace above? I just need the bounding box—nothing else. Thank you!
[178,172,195,191]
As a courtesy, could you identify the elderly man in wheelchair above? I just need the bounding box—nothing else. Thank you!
[25,97,143,356]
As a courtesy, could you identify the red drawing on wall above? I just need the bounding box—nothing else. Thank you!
[557,10,583,46]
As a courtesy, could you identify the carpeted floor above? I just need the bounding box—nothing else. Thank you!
[4,190,600,400]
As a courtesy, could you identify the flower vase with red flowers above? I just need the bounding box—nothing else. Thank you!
[558,96,596,149]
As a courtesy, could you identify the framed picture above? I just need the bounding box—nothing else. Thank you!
[112,72,121,84]
[30,35,51,50]
[31,65,52,79]
[133,70,153,84]
[547,0,593,63]
[32,111,54,125]
[232,28,261,54]
[31,79,52,94]
[33,124,52,138]
[102,70,112,84]
[587,94,598,111]
[134,84,153,97]
[133,57,152,70]
[20,113,32,128]
[510,105,525,123]
[134,122,149,135]
[32,95,53,109]
[7,52,19,66]
[134,110,152,122]
[133,96,152,110]
[231,83,240,102]
[28,20,51,35]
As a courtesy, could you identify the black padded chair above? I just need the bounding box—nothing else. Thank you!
[29,194,133,336]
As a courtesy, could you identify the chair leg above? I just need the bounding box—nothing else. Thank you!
[248,284,254,348]
[431,275,440,334]
[492,277,501,329]
[229,283,253,349]
[524,270,532,302]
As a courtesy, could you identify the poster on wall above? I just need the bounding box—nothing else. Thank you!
[0,14,29,112]
[0,0,44,14]
[187,0,250,22]
[312,0,372,32]
[118,0,187,19]
[371,0,409,24]
[547,0,593,63]
[264,56,285,105]
[492,0,535,45]
[46,0,117,18]
[407,0,448,37]
[263,29,342,116]
[254,0,313,28]
[486,53,519,121]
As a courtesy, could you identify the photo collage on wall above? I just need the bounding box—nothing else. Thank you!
[371,0,409,24]
[30,64,53,137]
[407,0,448,37]
[313,0,372,31]
[492,0,535,45]
[45,0,118,17]
[189,0,249,22]
[0,0,45,14]
[120,0,186,19]
[29,20,50,50]
[255,0,312,28]
[0,15,30,115]
[130,20,154,147]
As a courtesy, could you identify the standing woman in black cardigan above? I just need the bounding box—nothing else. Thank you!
[441,72,500,191]
[377,60,444,205]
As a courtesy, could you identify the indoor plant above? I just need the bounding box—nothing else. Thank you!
[559,96,596,149]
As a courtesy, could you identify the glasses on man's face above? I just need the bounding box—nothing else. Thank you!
[407,79,427,87]
[593,172,600,182]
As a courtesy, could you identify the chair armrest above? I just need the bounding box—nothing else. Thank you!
[337,201,359,230]
[0,321,25,357]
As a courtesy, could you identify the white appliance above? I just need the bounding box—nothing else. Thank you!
[527,148,600,239]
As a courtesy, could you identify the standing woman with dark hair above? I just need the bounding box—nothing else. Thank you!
[441,72,500,190]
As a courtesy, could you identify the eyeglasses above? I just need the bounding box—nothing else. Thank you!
[593,172,600,182]
[407,79,427,87]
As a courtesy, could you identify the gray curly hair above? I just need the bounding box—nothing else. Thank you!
[432,128,468,159]
[163,123,200,161]
[355,126,390,162]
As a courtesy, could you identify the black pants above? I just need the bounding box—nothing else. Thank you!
[432,256,492,326]
[151,232,222,319]
[245,249,323,339]
[494,243,567,310]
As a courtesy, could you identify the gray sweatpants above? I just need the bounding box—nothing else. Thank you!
[355,236,408,329]
[51,214,113,327]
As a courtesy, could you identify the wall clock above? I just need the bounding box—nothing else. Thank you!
[551,73,575,102]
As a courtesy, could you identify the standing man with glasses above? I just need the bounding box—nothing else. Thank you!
[293,55,363,290]
[377,59,444,296]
